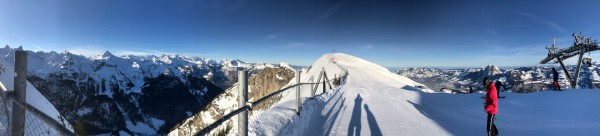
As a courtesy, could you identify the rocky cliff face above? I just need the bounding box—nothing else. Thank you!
[169,66,295,136]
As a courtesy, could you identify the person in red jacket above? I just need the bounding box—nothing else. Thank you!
[483,77,499,136]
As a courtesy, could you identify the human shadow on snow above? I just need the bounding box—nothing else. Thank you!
[347,94,363,136]
[364,104,383,136]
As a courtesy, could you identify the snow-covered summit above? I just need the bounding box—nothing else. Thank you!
[304,53,429,90]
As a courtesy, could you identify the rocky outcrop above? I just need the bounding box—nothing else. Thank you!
[169,66,295,136]
[248,67,295,112]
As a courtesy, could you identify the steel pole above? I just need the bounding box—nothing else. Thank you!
[296,71,301,115]
[11,51,27,136]
[237,70,248,136]
[574,46,586,88]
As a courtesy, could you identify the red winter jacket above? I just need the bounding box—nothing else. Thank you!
[485,83,498,114]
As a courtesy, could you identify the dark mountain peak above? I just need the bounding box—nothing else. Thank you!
[102,51,115,57]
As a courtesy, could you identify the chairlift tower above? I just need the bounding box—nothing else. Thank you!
[540,33,600,88]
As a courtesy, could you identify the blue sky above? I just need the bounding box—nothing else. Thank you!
[2,0,600,67]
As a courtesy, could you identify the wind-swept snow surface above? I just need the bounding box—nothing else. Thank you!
[248,53,600,136]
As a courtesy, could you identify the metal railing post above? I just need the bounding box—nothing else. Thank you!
[238,70,248,136]
[322,77,326,94]
[310,76,314,97]
[334,74,337,87]
[11,51,27,136]
[296,71,301,115]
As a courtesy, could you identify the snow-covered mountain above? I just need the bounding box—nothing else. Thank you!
[178,53,431,135]
[239,53,435,135]
[0,46,298,135]
[235,53,600,136]
[397,64,600,93]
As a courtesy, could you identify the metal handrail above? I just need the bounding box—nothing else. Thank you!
[194,105,250,136]
[193,64,349,136]
[194,82,320,136]
[251,83,317,106]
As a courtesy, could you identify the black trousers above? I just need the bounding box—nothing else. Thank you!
[487,114,498,136]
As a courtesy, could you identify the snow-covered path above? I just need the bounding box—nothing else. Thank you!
[249,53,600,136]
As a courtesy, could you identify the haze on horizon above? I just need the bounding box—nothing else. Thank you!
[2,0,600,67]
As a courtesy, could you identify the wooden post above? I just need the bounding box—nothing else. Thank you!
[11,51,27,136]
[237,70,248,136]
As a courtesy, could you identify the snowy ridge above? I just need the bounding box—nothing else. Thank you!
[237,53,434,135]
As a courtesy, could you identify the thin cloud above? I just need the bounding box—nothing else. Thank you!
[33,45,43,50]
[318,0,350,21]
[285,43,321,48]
[517,12,568,34]
[503,24,528,28]
[115,49,222,58]
[67,45,106,57]
[444,45,481,49]
[264,34,283,40]
[362,45,374,49]
[10,32,42,51]
[474,54,542,66]
[181,53,223,57]
[114,49,175,56]
[371,36,407,42]
[113,50,156,56]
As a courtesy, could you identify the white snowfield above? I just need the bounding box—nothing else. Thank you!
[244,53,600,136]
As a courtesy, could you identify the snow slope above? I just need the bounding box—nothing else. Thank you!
[0,52,73,135]
[245,53,435,135]
[245,53,600,136]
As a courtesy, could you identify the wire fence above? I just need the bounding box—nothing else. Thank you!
[193,65,349,136]
[194,83,319,136]
[0,93,75,136]
[25,111,59,136]
[0,96,10,136]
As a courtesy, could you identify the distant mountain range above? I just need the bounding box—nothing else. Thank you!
[396,64,600,93]
[0,46,299,135]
